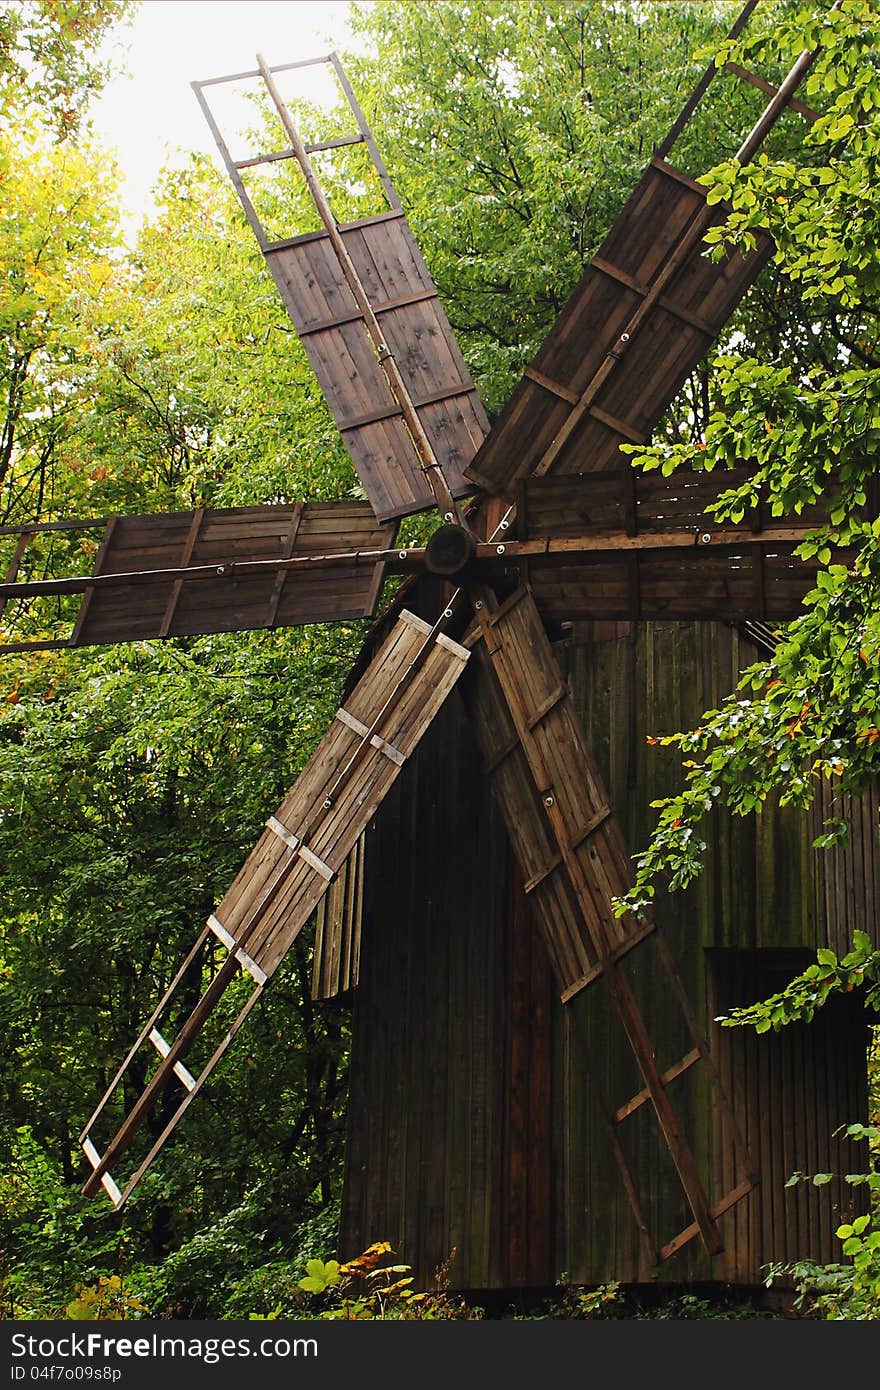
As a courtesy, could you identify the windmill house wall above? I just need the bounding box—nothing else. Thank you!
[335,617,875,1290]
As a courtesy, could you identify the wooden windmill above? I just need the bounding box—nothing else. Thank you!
[1,2,866,1283]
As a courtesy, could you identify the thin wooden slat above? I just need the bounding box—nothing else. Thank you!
[148,1027,197,1092]
[265,503,303,629]
[0,530,32,622]
[724,62,820,122]
[654,1,761,160]
[312,832,364,1000]
[207,913,269,985]
[81,1138,123,1207]
[334,706,406,765]
[158,507,204,638]
[613,1047,702,1124]
[69,516,118,644]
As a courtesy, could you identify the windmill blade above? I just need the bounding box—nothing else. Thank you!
[0,501,394,652]
[1,483,834,654]
[194,54,488,524]
[515,468,856,625]
[465,17,823,497]
[461,584,755,1263]
[80,607,470,1207]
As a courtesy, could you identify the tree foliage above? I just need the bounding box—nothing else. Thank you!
[0,0,131,137]
[1,0,878,1319]
[618,0,880,915]
[349,0,797,413]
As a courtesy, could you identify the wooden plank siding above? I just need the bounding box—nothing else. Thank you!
[709,951,871,1284]
[340,692,512,1289]
[810,778,880,956]
[342,617,874,1288]
[71,503,394,646]
[465,159,773,496]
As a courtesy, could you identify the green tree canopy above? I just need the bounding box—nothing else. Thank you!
[617,0,880,913]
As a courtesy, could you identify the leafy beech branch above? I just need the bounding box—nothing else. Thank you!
[617,0,880,919]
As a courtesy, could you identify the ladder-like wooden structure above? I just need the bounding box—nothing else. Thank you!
[192,52,488,523]
[81,611,469,1205]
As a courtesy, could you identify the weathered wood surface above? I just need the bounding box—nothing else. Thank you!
[80,609,469,1205]
[528,544,819,623]
[266,216,488,520]
[341,692,512,1289]
[810,778,880,956]
[343,616,871,1287]
[516,467,871,623]
[197,54,487,521]
[312,832,363,999]
[210,610,468,981]
[711,950,870,1284]
[462,587,753,1260]
[463,587,651,997]
[521,466,836,538]
[70,503,393,645]
[465,159,772,495]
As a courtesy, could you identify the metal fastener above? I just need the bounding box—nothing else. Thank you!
[699,532,712,545]
[497,544,506,555]
[620,332,630,342]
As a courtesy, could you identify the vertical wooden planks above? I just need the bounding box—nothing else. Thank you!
[340,691,511,1287]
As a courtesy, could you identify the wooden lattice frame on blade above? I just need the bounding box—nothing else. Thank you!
[1,2,854,1269]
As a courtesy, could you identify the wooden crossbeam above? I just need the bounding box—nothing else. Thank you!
[0,531,32,622]
[81,1137,123,1208]
[334,707,406,765]
[264,502,303,629]
[614,1048,702,1125]
[148,1027,197,1091]
[724,61,820,122]
[158,507,204,638]
[207,913,268,985]
[69,516,117,645]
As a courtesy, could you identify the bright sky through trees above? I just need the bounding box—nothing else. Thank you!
[91,0,361,235]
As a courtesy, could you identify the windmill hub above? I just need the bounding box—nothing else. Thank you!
[425,522,477,577]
